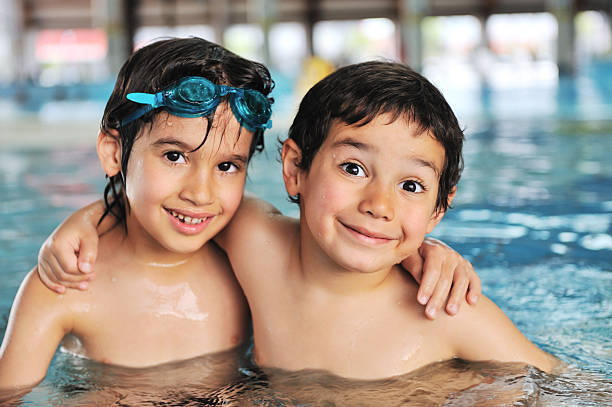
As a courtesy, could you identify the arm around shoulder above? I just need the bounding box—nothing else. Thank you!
[215,193,295,255]
[0,269,72,389]
[214,194,299,283]
[448,295,558,373]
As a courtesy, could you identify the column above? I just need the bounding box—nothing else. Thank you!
[254,0,277,66]
[93,0,130,76]
[548,0,576,75]
[211,0,229,45]
[399,0,427,72]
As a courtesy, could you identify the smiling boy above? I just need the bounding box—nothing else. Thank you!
[0,38,270,388]
[214,61,557,379]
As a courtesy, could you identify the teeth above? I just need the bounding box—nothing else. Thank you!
[170,210,205,225]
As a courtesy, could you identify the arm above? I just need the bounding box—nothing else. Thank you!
[214,193,296,286]
[449,295,558,373]
[37,200,106,293]
[38,195,288,293]
[401,237,481,319]
[214,192,283,250]
[0,269,71,388]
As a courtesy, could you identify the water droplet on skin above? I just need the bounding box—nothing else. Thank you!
[167,121,173,126]
[402,334,423,361]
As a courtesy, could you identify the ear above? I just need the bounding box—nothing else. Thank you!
[97,129,122,177]
[426,187,456,234]
[281,138,303,198]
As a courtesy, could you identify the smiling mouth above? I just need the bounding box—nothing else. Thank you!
[339,221,395,243]
[167,209,209,225]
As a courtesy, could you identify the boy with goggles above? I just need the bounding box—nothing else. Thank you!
[120,76,273,132]
[2,38,481,390]
[1,37,271,390]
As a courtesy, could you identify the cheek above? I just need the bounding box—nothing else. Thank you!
[218,176,247,215]
[318,182,346,213]
[124,157,166,206]
[399,205,435,238]
[304,172,349,228]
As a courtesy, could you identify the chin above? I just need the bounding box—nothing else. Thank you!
[336,255,395,274]
[161,238,208,254]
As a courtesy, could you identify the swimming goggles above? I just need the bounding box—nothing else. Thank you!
[120,76,272,132]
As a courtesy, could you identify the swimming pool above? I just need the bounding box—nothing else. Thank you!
[0,62,611,405]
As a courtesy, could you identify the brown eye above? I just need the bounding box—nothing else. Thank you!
[165,151,185,163]
[218,162,238,173]
[340,162,365,177]
[401,180,424,193]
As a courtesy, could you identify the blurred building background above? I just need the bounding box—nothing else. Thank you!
[0,0,610,144]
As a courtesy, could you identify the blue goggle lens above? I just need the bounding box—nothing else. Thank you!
[177,79,216,105]
[231,90,272,128]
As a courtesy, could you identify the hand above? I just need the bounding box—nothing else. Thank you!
[402,237,480,320]
[37,203,105,293]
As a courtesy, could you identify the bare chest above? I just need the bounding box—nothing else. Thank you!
[67,275,249,367]
[253,296,453,379]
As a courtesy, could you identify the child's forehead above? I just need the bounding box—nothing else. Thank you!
[323,114,444,170]
[142,110,253,151]
[328,114,431,143]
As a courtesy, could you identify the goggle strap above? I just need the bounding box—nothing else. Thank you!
[120,104,155,126]
[218,85,231,97]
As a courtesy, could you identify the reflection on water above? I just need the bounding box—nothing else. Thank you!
[3,351,610,406]
[11,345,247,406]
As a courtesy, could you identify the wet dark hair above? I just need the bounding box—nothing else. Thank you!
[100,37,274,229]
[287,60,463,214]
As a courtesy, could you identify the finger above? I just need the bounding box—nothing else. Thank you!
[467,268,481,304]
[417,254,443,306]
[46,241,79,281]
[48,252,93,285]
[76,234,99,274]
[44,253,67,284]
[425,275,452,320]
[61,280,92,291]
[445,274,470,316]
[36,261,66,294]
[402,254,424,284]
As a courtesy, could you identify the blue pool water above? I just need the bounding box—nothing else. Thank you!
[1,62,611,405]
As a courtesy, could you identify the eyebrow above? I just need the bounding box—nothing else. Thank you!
[152,137,195,151]
[412,157,441,177]
[331,137,370,151]
[331,136,441,176]
[152,137,249,164]
[228,154,249,165]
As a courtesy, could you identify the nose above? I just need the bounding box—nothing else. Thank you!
[179,168,215,206]
[357,181,395,221]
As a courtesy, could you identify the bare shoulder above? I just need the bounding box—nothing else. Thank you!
[217,194,300,259]
[9,268,79,324]
[0,269,76,387]
[442,295,557,372]
[16,268,67,305]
